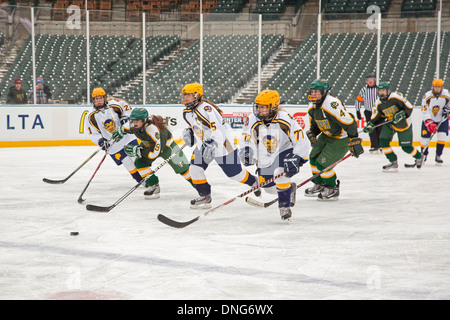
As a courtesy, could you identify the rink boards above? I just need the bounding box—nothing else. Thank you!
[0,104,449,148]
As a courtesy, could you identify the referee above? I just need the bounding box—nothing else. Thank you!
[355,73,381,152]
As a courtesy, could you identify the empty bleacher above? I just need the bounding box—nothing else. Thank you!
[0,34,181,103]
[121,33,284,104]
[262,31,449,106]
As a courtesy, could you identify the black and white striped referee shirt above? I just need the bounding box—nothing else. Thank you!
[355,85,378,112]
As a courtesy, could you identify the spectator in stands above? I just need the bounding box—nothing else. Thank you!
[6,78,27,104]
[355,73,381,153]
[28,77,52,104]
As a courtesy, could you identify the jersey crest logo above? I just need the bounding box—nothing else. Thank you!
[155,132,160,139]
[261,134,279,154]
[103,118,117,133]
[204,106,212,112]
[432,105,440,117]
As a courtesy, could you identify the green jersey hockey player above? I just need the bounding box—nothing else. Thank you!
[304,79,363,200]
[364,82,423,171]
[113,107,194,199]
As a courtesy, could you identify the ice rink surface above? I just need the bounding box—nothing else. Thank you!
[1,145,449,300]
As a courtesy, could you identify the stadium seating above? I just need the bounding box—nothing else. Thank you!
[1,29,448,107]
[209,0,248,14]
[261,31,449,106]
[325,0,392,19]
[0,34,180,103]
[121,33,284,104]
[401,0,436,17]
[252,0,288,20]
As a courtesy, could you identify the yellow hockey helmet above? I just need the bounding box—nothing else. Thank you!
[432,79,444,87]
[255,89,280,108]
[92,87,107,108]
[92,87,106,98]
[181,83,203,108]
[253,89,280,120]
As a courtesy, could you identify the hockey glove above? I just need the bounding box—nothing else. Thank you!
[112,125,126,142]
[182,128,195,147]
[442,107,449,118]
[363,121,374,133]
[98,138,110,151]
[393,110,406,124]
[306,130,319,147]
[356,110,362,120]
[348,137,364,158]
[120,117,130,126]
[238,146,255,167]
[425,119,438,134]
[283,153,304,178]
[201,140,217,163]
[124,144,142,159]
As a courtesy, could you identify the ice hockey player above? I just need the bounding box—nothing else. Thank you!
[87,87,143,183]
[113,107,195,199]
[364,81,423,171]
[304,79,363,200]
[181,82,260,209]
[239,89,310,221]
[420,79,450,165]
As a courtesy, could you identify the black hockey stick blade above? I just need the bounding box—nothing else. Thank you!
[404,163,416,168]
[42,177,69,184]
[86,204,113,212]
[245,196,277,208]
[77,196,85,204]
[157,214,199,229]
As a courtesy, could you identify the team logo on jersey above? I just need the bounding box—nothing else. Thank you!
[432,105,440,117]
[261,135,279,154]
[193,126,204,140]
[204,106,212,112]
[155,132,160,139]
[103,118,117,133]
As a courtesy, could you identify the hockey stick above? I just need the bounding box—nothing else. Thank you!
[246,153,353,208]
[43,147,103,184]
[359,120,392,134]
[157,171,286,229]
[85,144,188,212]
[77,151,108,204]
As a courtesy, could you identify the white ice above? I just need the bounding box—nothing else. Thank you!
[0,145,449,300]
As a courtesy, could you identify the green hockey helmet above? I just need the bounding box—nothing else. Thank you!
[377,81,391,101]
[309,79,330,91]
[308,79,330,103]
[377,81,390,90]
[130,107,149,121]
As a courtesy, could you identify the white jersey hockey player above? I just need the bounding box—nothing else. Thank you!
[240,89,310,221]
[86,87,143,183]
[181,82,259,209]
[420,79,450,165]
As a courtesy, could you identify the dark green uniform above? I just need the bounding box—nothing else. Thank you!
[308,94,358,187]
[371,92,422,163]
[124,121,193,188]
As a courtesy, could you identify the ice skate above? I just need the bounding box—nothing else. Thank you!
[318,180,340,201]
[415,157,425,169]
[383,161,398,172]
[304,183,325,197]
[435,155,443,166]
[290,182,297,207]
[144,184,160,199]
[369,147,378,153]
[190,194,212,209]
[279,207,292,221]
